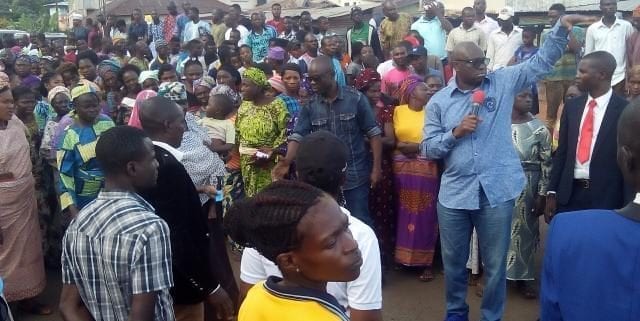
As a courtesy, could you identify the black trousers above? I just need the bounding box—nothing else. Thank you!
[557,183,593,214]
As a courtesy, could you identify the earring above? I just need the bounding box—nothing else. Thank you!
[296,267,300,273]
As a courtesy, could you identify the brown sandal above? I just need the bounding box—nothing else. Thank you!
[419,268,435,282]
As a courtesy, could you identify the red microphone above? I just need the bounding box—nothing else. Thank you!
[471,90,485,116]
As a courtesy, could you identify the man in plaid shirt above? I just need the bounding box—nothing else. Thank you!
[59,126,175,321]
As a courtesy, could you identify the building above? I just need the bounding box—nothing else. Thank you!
[103,0,231,22]
[44,1,70,31]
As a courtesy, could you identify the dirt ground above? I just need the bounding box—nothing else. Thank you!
[14,217,547,321]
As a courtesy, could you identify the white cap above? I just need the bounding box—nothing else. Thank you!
[71,13,83,21]
[497,6,514,20]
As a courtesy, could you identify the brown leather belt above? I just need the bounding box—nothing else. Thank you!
[573,179,590,189]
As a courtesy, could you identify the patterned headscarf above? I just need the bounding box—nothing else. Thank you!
[354,68,381,91]
[128,90,158,129]
[155,39,168,50]
[138,70,159,85]
[210,84,241,106]
[158,81,188,104]
[193,76,216,90]
[268,75,286,94]
[97,59,122,79]
[15,54,31,64]
[47,86,71,103]
[28,55,40,64]
[0,72,9,90]
[243,67,270,89]
[395,75,424,105]
[71,83,98,101]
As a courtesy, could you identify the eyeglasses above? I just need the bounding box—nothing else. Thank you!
[455,57,490,68]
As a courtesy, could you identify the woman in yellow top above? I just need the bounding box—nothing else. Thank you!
[392,75,443,282]
[226,180,362,321]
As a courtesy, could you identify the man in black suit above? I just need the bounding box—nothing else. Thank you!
[139,96,233,321]
[545,51,628,222]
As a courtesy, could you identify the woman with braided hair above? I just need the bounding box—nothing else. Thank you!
[392,74,443,282]
[236,67,290,197]
[226,180,362,321]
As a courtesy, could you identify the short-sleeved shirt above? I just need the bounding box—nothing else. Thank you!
[446,24,487,52]
[240,207,382,312]
[198,117,235,144]
[128,22,148,42]
[411,16,447,60]
[62,191,174,321]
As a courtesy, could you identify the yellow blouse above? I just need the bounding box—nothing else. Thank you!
[393,104,425,144]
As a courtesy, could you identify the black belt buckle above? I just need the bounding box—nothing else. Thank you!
[575,179,590,189]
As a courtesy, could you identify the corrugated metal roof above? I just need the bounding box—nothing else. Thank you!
[566,1,637,12]
[262,1,379,18]
[104,0,231,16]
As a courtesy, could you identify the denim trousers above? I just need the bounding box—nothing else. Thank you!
[437,193,514,321]
[343,183,373,227]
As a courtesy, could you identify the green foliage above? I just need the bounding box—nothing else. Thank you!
[49,12,59,31]
[4,0,57,32]
[10,13,51,33]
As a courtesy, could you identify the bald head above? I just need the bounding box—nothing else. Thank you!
[309,55,334,76]
[139,96,184,137]
[452,42,484,61]
[617,100,640,190]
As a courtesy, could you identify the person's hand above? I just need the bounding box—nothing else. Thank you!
[207,288,234,320]
[560,14,599,30]
[202,185,217,198]
[534,195,546,217]
[370,167,381,188]
[67,205,80,219]
[271,160,290,181]
[544,194,557,224]
[397,142,418,157]
[452,115,480,138]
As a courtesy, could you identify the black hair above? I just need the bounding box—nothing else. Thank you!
[224,180,326,262]
[56,62,79,76]
[396,40,413,51]
[218,64,241,86]
[300,11,310,17]
[76,49,99,66]
[170,36,181,43]
[157,64,175,81]
[39,72,61,97]
[351,42,364,61]
[210,94,234,117]
[296,130,348,197]
[287,39,302,51]
[190,7,200,14]
[96,126,150,176]
[239,44,252,52]
[221,40,238,48]
[549,3,566,12]
[279,63,301,77]
[582,51,617,79]
[320,35,333,48]
[271,38,289,49]
[408,30,425,46]
[187,39,203,50]
[115,19,126,28]
[12,86,36,101]
[362,54,379,69]
[184,58,204,72]
[318,16,328,21]
[118,64,142,84]
[256,62,273,77]
[231,4,241,10]
[272,2,281,7]
[218,46,238,65]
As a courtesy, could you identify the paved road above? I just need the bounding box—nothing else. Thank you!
[15,219,548,321]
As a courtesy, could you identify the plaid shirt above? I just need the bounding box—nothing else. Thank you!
[62,191,175,321]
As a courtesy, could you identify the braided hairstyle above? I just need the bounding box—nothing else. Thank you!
[224,180,326,262]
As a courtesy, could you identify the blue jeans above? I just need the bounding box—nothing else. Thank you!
[343,184,373,227]
[438,193,514,321]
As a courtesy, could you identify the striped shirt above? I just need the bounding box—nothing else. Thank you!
[62,191,175,321]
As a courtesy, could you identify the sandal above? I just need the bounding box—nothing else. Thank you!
[18,299,52,315]
[419,268,435,282]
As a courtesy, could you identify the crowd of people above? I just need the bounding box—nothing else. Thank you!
[0,0,640,320]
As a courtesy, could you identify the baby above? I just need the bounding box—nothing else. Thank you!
[198,94,236,158]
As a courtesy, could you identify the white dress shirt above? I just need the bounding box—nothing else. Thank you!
[574,89,613,179]
[182,20,211,43]
[474,16,499,39]
[585,18,633,86]
[224,25,249,45]
[486,26,523,71]
[153,141,184,161]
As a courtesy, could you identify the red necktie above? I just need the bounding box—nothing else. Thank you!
[577,99,597,164]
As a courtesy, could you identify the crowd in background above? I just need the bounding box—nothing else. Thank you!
[0,0,640,320]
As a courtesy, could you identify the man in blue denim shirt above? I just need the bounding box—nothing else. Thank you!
[422,15,596,321]
[272,56,383,226]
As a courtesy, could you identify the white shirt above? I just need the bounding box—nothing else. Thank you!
[240,207,382,312]
[584,18,633,86]
[153,141,184,162]
[486,26,523,71]
[183,20,211,43]
[376,59,395,78]
[474,16,499,39]
[574,89,612,179]
[224,25,249,45]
